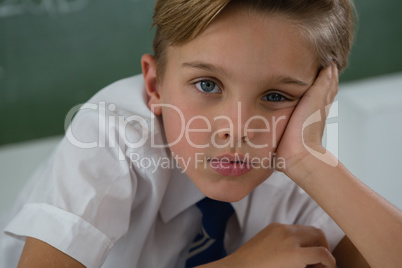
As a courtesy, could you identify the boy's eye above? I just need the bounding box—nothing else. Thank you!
[262,93,287,102]
[195,80,222,93]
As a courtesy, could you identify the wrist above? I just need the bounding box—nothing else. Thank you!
[283,146,339,188]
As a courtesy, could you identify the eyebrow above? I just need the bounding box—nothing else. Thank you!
[181,61,310,87]
[181,61,229,77]
[272,74,310,87]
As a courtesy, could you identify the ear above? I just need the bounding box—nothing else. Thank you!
[141,54,162,116]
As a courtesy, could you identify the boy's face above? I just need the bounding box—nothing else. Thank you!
[149,9,319,202]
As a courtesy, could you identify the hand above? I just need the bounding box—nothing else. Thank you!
[205,223,335,268]
[275,64,339,180]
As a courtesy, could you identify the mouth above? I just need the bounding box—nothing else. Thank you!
[207,153,248,163]
[207,154,253,177]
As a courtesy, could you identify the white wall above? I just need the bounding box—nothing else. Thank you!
[336,72,402,209]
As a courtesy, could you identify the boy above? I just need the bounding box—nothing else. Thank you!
[2,0,402,267]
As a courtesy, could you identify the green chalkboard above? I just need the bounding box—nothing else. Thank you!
[342,0,402,81]
[1,0,401,145]
[0,0,156,145]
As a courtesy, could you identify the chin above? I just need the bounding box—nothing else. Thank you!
[201,181,254,203]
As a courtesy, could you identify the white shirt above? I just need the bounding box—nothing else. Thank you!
[1,75,344,268]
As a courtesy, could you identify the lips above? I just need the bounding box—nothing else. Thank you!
[207,154,253,177]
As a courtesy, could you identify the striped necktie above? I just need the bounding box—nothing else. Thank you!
[185,197,234,267]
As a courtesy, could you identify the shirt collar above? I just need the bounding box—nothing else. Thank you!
[159,166,205,223]
[159,165,249,231]
[231,195,249,231]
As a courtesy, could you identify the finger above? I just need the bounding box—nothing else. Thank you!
[306,64,338,106]
[305,64,333,98]
[300,64,338,137]
[328,63,339,103]
[324,64,339,118]
[297,246,336,268]
[290,225,331,250]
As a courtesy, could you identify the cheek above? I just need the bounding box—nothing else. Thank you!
[162,110,183,142]
[273,112,292,144]
[185,117,212,145]
[162,110,186,155]
[263,108,293,151]
[273,111,291,143]
[162,107,211,158]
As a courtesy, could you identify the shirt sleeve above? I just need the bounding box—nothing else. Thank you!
[4,107,137,268]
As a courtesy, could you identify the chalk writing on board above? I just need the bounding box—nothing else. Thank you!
[0,0,90,18]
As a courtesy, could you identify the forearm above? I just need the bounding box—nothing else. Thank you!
[19,237,85,268]
[286,152,402,268]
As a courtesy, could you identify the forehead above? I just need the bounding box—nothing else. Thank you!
[165,8,319,86]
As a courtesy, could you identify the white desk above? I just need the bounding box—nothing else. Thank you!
[0,136,62,216]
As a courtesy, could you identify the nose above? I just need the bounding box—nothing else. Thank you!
[215,101,257,145]
[216,131,250,143]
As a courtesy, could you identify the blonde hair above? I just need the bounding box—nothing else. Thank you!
[152,0,356,77]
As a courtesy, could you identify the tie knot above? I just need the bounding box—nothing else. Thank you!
[196,197,234,239]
